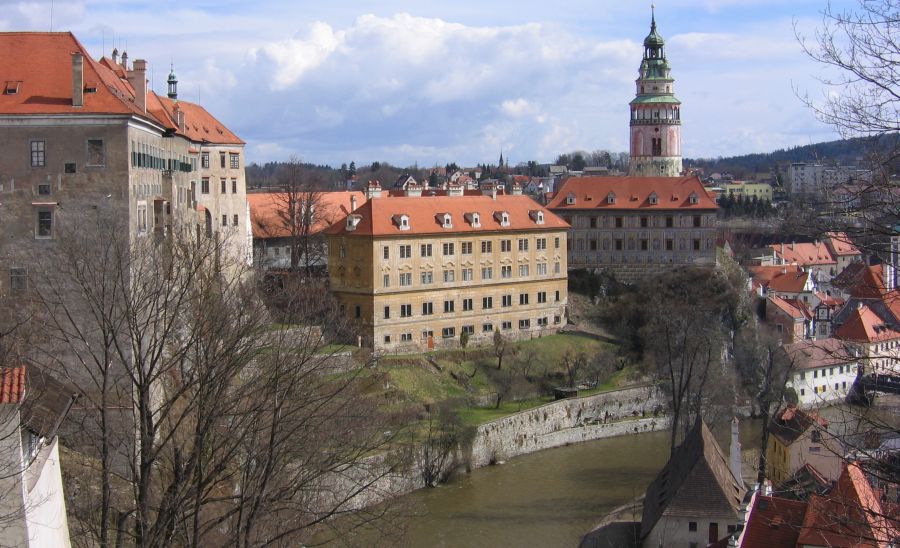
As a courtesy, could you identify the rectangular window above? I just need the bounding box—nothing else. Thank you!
[501,266,512,279]
[401,333,413,342]
[518,239,529,252]
[461,242,473,254]
[383,306,390,319]
[400,304,412,318]
[444,300,455,313]
[501,239,512,252]
[481,241,493,253]
[537,263,547,276]
[519,293,529,305]
[443,242,455,256]
[201,152,210,168]
[483,297,493,309]
[442,327,456,338]
[502,295,512,307]
[9,268,27,292]
[519,264,529,277]
[383,246,390,260]
[519,319,531,329]
[400,244,412,259]
[666,216,674,228]
[554,262,560,274]
[38,183,51,196]
[420,243,433,257]
[443,270,455,283]
[614,217,623,228]
[384,335,391,344]
[36,210,53,238]
[30,140,46,167]
[463,298,473,311]
[693,215,702,227]
[688,522,697,532]
[693,239,701,251]
[232,179,238,193]
[640,216,648,228]
[220,178,227,193]
[554,237,560,249]
[536,238,547,250]
[201,178,210,194]
[222,214,228,227]
[482,323,494,333]
[462,268,473,281]
[641,239,649,251]
[229,153,240,169]
[665,239,674,251]
[615,239,623,251]
[537,317,548,327]
[481,267,493,280]
[383,274,390,288]
[502,321,512,330]
[422,302,433,315]
[589,217,597,228]
[400,273,412,286]
[233,214,239,226]
[537,291,547,303]
[555,290,560,302]
[421,271,433,284]
[87,139,105,166]
[220,153,226,168]
[462,325,475,335]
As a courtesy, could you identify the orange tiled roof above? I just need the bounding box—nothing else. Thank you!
[768,295,807,320]
[834,304,900,343]
[739,495,808,548]
[834,263,888,299]
[783,338,857,371]
[546,175,718,211]
[825,231,862,256]
[249,191,366,239]
[767,270,811,294]
[0,366,26,404]
[324,194,569,237]
[770,242,836,266]
[0,32,242,145]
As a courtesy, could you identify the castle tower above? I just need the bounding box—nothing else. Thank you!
[628,7,682,177]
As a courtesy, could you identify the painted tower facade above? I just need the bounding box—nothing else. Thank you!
[628,10,683,177]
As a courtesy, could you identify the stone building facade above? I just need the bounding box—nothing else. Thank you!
[546,175,718,281]
[628,11,683,177]
[325,188,569,353]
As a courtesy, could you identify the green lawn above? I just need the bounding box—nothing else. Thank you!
[457,396,555,426]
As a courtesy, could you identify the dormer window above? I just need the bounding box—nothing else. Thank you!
[391,214,410,230]
[465,212,481,228]
[529,210,544,225]
[494,211,510,227]
[346,214,362,231]
[689,192,699,205]
[438,213,452,228]
[4,81,20,95]
[649,192,658,205]
[607,192,616,205]
[566,193,576,205]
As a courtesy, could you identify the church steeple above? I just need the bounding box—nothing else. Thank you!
[628,7,683,177]
[167,63,178,100]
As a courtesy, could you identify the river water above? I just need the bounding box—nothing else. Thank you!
[397,422,761,548]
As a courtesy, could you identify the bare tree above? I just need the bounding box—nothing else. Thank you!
[493,329,507,370]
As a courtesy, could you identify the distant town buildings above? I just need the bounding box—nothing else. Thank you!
[788,162,873,196]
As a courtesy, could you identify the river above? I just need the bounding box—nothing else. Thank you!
[395,422,761,548]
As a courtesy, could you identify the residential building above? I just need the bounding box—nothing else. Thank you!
[249,190,365,270]
[834,303,900,376]
[0,32,250,299]
[766,295,813,344]
[722,181,773,202]
[0,365,78,547]
[823,231,863,274]
[547,176,717,281]
[788,162,873,196]
[640,419,745,548]
[769,241,838,279]
[324,188,569,352]
[628,11,683,177]
[781,338,860,407]
[766,406,843,484]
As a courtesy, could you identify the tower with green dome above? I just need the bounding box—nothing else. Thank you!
[628,7,683,177]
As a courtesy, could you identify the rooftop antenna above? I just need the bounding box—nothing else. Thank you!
[49,0,54,31]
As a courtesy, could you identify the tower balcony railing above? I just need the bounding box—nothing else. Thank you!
[630,119,681,126]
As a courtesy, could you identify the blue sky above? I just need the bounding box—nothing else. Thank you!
[1,0,855,167]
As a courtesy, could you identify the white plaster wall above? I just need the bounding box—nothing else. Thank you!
[24,438,71,548]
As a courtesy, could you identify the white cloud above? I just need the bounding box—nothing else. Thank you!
[500,98,532,117]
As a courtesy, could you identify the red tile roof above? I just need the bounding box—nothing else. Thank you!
[0,32,242,145]
[833,263,888,299]
[546,175,718,211]
[739,495,808,548]
[0,366,26,404]
[825,231,862,256]
[767,270,812,294]
[834,304,900,343]
[748,265,803,291]
[769,405,829,445]
[324,194,569,237]
[782,338,857,371]
[770,242,836,266]
[768,295,809,320]
[249,191,365,239]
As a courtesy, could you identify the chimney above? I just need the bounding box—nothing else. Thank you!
[405,183,423,197]
[127,59,148,113]
[175,108,185,132]
[364,180,382,199]
[730,417,744,490]
[71,52,84,107]
[350,194,358,212]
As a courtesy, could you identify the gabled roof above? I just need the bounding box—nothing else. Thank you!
[833,263,888,299]
[0,366,26,404]
[739,495,808,548]
[782,338,857,371]
[641,420,744,539]
[0,32,242,145]
[249,191,365,239]
[768,406,829,446]
[767,270,812,294]
[825,231,862,257]
[546,176,718,211]
[798,463,898,547]
[834,304,900,343]
[0,365,78,439]
[749,265,803,291]
[323,194,568,237]
[768,295,809,321]
[770,242,836,266]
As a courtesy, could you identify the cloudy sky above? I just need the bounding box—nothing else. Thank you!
[2,0,854,167]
